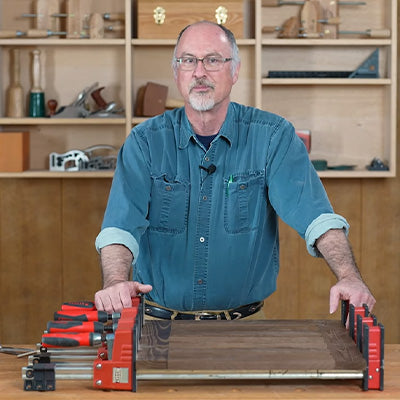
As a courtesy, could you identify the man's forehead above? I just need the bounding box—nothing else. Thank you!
[177,24,229,53]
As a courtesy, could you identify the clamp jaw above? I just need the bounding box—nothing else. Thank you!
[23,296,144,392]
[341,300,384,390]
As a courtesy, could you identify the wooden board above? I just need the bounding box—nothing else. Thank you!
[137,320,366,373]
[137,0,244,39]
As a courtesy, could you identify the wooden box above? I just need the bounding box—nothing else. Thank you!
[137,0,244,39]
[0,132,30,172]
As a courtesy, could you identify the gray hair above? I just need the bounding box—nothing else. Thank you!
[172,21,240,77]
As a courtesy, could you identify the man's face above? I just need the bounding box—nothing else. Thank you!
[174,24,240,112]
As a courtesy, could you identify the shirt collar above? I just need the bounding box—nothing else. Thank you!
[178,103,236,149]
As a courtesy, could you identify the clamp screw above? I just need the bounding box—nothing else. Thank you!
[96,363,102,369]
[96,380,102,386]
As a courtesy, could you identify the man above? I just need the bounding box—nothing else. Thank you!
[94,21,375,320]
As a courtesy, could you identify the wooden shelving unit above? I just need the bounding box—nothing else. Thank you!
[0,0,396,177]
[256,0,397,177]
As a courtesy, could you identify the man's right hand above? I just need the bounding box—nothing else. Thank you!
[94,281,152,313]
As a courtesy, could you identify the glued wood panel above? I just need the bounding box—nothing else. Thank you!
[137,320,366,372]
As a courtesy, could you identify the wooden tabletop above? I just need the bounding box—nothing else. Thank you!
[1,343,399,399]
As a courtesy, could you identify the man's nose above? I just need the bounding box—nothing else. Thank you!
[193,59,207,75]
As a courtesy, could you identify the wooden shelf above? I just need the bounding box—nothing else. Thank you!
[0,39,125,46]
[261,39,392,46]
[1,168,393,180]
[0,118,126,125]
[257,0,397,176]
[262,78,392,86]
[0,0,397,178]
[318,170,395,179]
[0,170,114,178]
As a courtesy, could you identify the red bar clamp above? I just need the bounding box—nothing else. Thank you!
[92,296,143,392]
[343,300,384,391]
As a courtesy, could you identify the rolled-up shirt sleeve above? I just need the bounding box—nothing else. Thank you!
[305,213,350,257]
[95,227,140,262]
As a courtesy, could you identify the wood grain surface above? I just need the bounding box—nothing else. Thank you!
[137,320,366,372]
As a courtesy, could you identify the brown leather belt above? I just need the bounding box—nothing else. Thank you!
[144,301,264,320]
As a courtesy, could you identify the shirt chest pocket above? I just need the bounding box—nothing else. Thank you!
[224,171,265,234]
[148,175,190,234]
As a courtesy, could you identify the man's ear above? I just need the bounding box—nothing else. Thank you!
[232,61,241,84]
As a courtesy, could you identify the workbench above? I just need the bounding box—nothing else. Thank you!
[0,344,399,399]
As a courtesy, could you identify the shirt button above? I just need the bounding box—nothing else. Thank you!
[165,185,172,191]
[204,157,210,162]
[202,195,207,201]
[199,237,205,243]
[197,279,203,285]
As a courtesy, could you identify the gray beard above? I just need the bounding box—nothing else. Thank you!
[189,93,215,111]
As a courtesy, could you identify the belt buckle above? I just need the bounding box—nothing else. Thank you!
[194,312,221,320]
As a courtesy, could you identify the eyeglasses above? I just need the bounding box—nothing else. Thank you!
[175,56,232,71]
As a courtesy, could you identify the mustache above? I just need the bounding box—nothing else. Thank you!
[189,79,215,91]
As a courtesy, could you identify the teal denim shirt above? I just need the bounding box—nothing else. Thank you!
[96,102,349,311]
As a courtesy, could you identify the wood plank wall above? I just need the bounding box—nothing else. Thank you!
[0,179,109,343]
[1,171,399,344]
[1,15,399,346]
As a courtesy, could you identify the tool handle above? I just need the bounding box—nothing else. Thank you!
[6,48,25,117]
[61,301,96,311]
[10,48,21,85]
[41,332,102,347]
[26,29,50,38]
[367,29,391,38]
[105,25,125,32]
[0,30,24,38]
[31,49,42,92]
[91,87,108,108]
[47,99,58,115]
[46,321,105,333]
[262,26,280,33]
[103,12,125,21]
[54,310,109,322]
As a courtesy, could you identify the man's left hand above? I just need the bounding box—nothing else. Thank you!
[329,275,376,318]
